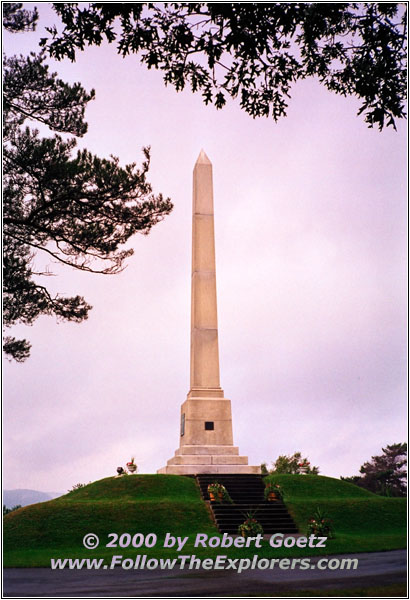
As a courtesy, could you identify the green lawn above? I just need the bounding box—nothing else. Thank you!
[3,474,406,566]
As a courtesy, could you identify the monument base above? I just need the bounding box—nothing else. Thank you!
[157,444,261,475]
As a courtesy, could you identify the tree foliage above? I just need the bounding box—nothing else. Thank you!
[262,451,319,475]
[3,3,172,362]
[341,443,407,497]
[2,1,37,32]
[43,2,407,130]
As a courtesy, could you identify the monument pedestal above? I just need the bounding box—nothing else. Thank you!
[158,394,260,474]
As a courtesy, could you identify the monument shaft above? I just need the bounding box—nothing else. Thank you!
[190,150,222,396]
[157,151,259,474]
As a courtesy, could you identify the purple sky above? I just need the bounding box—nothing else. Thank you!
[4,4,407,492]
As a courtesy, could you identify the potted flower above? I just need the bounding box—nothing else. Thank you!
[207,482,233,503]
[307,507,334,538]
[264,482,283,501]
[298,460,310,474]
[126,458,137,474]
[238,512,264,538]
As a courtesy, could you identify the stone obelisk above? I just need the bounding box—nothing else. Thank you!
[158,151,260,474]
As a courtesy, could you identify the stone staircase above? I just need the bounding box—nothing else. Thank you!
[196,474,298,534]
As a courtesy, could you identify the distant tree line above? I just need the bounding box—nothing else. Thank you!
[3,504,22,515]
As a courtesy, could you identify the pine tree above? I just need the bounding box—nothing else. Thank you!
[359,443,407,496]
[3,4,172,361]
[342,443,407,496]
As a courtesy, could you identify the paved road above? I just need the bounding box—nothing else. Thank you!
[3,550,406,597]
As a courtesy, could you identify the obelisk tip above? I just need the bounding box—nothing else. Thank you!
[195,149,211,166]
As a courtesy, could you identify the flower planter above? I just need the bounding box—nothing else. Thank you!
[208,491,224,502]
[264,483,282,502]
[238,518,264,537]
[125,458,137,474]
[207,483,232,503]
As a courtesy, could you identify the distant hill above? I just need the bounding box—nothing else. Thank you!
[3,489,63,508]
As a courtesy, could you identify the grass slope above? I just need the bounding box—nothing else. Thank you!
[265,474,406,554]
[4,475,216,566]
[4,474,406,567]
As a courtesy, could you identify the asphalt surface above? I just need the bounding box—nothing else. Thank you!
[3,550,407,597]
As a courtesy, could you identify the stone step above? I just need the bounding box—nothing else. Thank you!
[199,486,264,490]
[212,509,295,517]
[176,446,240,456]
[214,516,297,523]
[200,486,265,491]
[214,516,297,524]
[217,527,299,534]
[168,455,249,466]
[217,521,298,528]
[212,505,290,511]
[214,516,296,523]
[197,475,263,480]
[159,465,260,475]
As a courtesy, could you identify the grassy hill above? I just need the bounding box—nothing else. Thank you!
[4,475,216,566]
[4,474,406,567]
